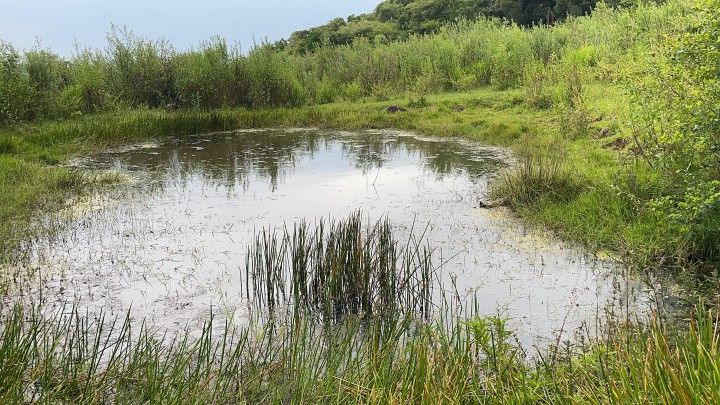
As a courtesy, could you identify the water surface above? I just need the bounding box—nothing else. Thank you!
[13,129,645,345]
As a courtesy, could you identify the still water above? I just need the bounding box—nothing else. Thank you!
[16,129,646,346]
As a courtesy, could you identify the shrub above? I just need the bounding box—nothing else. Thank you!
[173,37,240,109]
[69,49,108,113]
[554,62,590,138]
[624,0,720,265]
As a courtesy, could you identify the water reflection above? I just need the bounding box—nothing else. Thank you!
[9,129,647,348]
[90,130,506,192]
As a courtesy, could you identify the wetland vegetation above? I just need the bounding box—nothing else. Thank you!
[1,0,719,402]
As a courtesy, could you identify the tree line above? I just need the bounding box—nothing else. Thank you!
[283,0,620,54]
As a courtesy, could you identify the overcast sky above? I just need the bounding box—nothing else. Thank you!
[0,0,383,56]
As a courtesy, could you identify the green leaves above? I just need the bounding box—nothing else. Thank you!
[624,0,720,265]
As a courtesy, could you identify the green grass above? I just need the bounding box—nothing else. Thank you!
[2,212,718,403]
[0,156,85,263]
[0,1,682,125]
[1,300,718,403]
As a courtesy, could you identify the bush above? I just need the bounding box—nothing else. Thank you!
[69,50,108,113]
[624,0,720,265]
[487,27,534,89]
[173,37,240,108]
[314,75,338,104]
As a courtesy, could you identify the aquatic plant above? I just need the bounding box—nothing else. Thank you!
[245,212,434,320]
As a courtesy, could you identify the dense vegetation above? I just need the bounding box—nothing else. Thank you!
[0,1,660,125]
[1,296,718,403]
[284,0,614,53]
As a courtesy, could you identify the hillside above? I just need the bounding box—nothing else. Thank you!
[283,0,605,53]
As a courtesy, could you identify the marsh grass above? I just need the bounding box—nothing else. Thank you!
[1,298,718,403]
[0,157,86,264]
[0,2,683,126]
[245,213,434,320]
[491,137,583,208]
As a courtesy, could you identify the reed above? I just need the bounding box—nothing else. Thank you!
[245,212,434,321]
[1,300,718,403]
[1,211,719,403]
[0,2,682,126]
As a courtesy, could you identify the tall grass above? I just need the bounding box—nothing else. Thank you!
[1,300,718,403]
[2,212,718,403]
[245,213,434,320]
[0,2,684,126]
[2,211,719,403]
[491,136,583,207]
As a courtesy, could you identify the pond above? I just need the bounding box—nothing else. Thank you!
[10,129,649,346]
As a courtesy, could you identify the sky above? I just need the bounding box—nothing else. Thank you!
[0,0,383,56]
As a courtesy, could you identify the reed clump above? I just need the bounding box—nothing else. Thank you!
[245,212,434,320]
[491,137,583,208]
